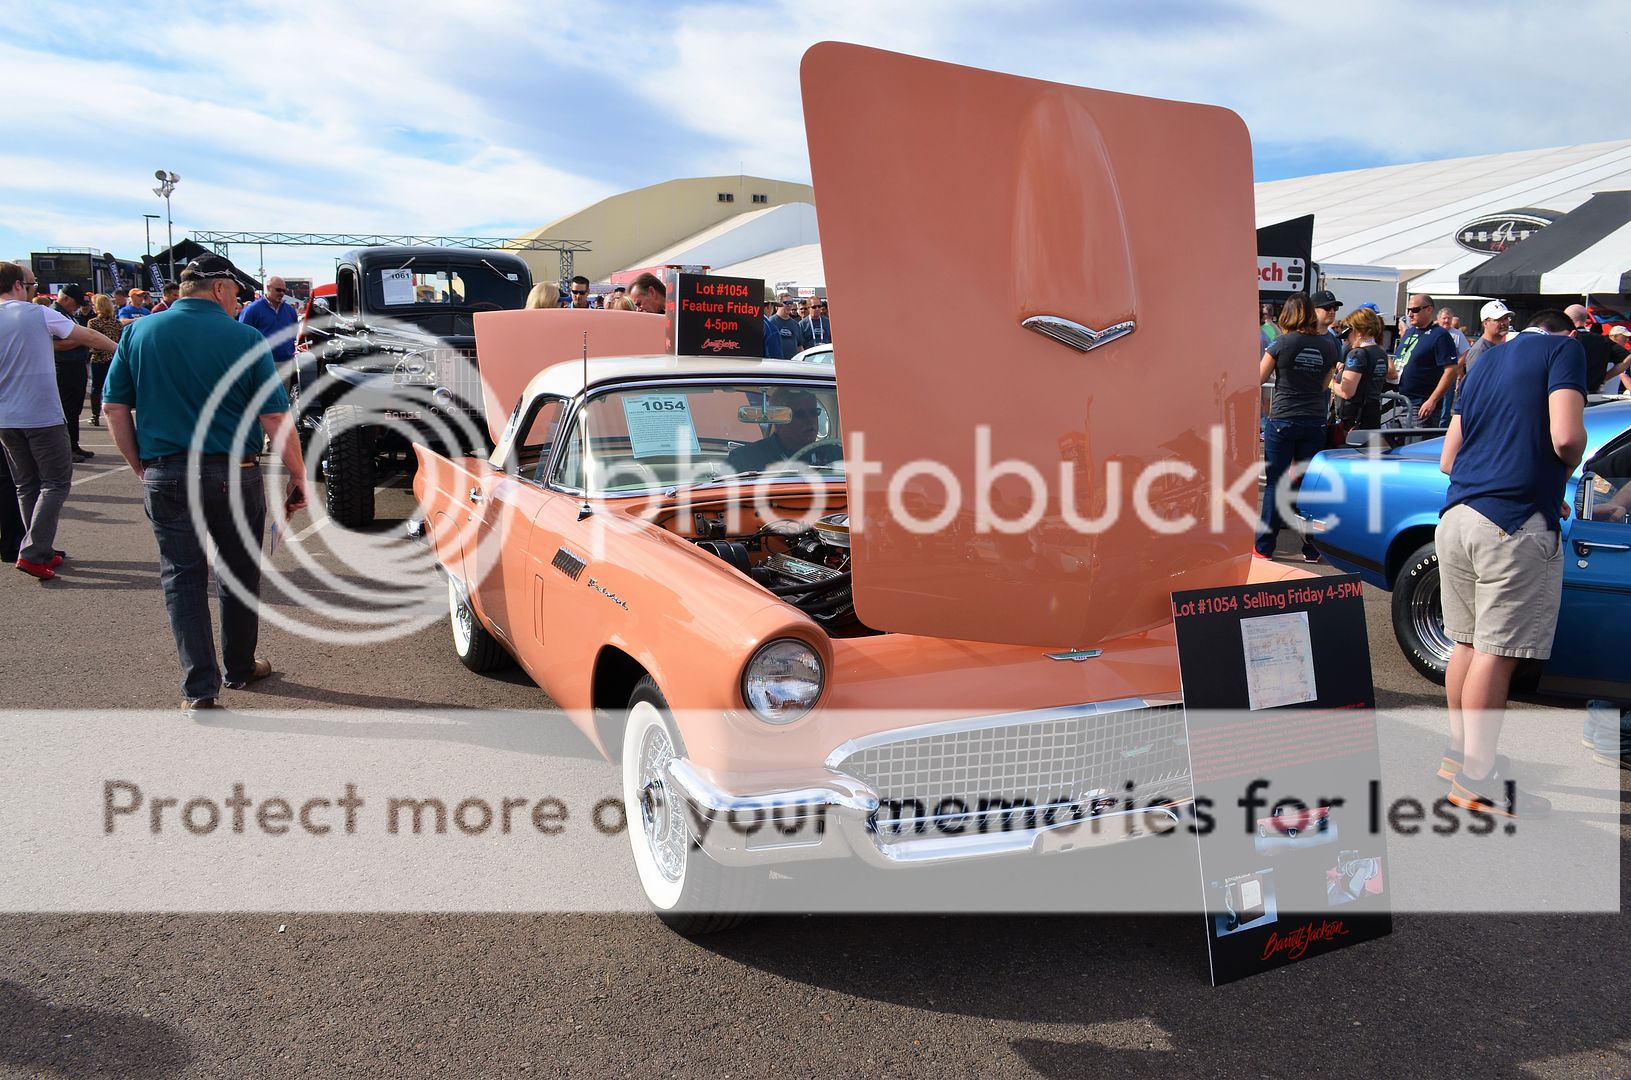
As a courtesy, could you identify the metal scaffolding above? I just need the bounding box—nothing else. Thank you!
[191,231,590,282]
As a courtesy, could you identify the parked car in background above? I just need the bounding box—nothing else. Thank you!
[1296,400,1631,700]
[295,246,531,527]
[788,342,833,366]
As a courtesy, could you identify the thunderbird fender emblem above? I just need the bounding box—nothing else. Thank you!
[1022,315,1135,353]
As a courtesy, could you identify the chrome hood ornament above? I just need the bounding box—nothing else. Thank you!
[1022,315,1135,353]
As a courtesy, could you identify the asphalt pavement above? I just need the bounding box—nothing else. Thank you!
[0,426,1625,1079]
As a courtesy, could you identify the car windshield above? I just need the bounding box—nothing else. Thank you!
[368,265,525,310]
[551,382,844,495]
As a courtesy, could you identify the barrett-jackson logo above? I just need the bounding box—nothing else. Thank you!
[698,337,743,353]
[1454,208,1559,254]
[1261,918,1350,961]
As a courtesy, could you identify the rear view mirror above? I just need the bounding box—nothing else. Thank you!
[310,297,331,315]
[738,405,793,424]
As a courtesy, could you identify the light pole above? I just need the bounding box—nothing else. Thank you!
[142,214,159,257]
[152,170,179,282]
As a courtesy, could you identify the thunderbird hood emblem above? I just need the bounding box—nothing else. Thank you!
[1021,315,1136,353]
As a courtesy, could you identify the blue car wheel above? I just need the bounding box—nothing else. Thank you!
[1391,541,1452,683]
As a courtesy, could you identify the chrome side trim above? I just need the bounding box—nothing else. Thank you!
[871,804,1184,864]
[1044,648,1103,662]
[1021,315,1136,353]
[823,696,1179,770]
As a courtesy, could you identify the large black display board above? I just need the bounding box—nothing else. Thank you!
[1173,574,1392,986]
[665,272,765,358]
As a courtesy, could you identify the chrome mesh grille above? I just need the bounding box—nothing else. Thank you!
[833,704,1189,833]
[447,348,484,414]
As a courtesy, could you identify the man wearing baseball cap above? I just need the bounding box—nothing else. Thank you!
[1602,325,1631,392]
[1461,300,1514,375]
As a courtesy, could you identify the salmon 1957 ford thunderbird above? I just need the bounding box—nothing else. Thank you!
[411,44,1310,932]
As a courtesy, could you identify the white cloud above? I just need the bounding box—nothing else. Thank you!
[2,0,1624,285]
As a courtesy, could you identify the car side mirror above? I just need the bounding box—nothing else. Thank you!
[310,297,331,315]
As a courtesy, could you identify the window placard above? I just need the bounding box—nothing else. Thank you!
[622,394,701,458]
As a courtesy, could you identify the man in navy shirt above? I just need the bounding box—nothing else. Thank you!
[238,275,299,366]
[1395,293,1460,422]
[1435,309,1587,818]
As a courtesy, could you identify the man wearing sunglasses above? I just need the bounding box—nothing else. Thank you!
[1394,293,1460,423]
[770,295,802,358]
[724,388,833,473]
[102,255,308,710]
[239,275,299,369]
[568,275,592,309]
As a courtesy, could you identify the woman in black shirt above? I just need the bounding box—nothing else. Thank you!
[1332,306,1394,431]
[1256,293,1340,561]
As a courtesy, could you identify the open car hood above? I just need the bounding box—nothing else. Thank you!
[804,43,1259,649]
[473,309,667,443]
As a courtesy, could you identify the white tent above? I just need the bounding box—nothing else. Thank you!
[615,202,819,278]
[1255,138,1631,297]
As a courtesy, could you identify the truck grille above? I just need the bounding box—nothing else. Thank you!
[446,348,484,415]
[831,704,1190,835]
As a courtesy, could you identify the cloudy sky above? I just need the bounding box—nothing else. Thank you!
[4,0,1626,284]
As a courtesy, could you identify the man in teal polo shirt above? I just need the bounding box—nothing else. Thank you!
[103,255,308,710]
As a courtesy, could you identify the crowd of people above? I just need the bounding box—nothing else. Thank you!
[1,256,304,710]
[522,273,834,359]
[1257,285,1629,805]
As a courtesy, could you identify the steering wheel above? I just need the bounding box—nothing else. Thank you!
[790,438,844,466]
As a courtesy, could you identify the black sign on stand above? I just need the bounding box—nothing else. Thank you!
[665,272,765,358]
[1257,214,1314,304]
[1172,574,1392,986]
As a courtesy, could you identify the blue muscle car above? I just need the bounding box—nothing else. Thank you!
[1294,399,1631,702]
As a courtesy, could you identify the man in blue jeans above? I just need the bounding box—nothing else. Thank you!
[102,255,308,710]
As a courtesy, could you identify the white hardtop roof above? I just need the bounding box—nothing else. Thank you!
[521,354,834,402]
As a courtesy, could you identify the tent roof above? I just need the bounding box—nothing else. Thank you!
[1255,138,1631,277]
[709,243,826,290]
[1457,190,1631,296]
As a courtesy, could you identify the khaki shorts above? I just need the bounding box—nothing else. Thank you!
[1435,504,1563,659]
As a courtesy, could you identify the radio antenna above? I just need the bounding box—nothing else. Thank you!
[578,330,593,520]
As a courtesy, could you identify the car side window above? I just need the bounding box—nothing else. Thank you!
[508,396,566,481]
[551,414,584,492]
[335,267,358,316]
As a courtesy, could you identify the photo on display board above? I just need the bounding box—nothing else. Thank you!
[1211,869,1277,938]
[1326,850,1386,908]
[1251,800,1341,856]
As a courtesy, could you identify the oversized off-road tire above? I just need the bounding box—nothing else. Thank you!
[321,404,375,529]
[622,676,764,936]
[447,576,512,673]
[1391,541,1451,684]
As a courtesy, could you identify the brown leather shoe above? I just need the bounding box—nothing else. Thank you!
[223,658,272,690]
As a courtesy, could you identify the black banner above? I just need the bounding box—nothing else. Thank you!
[1173,575,1392,986]
[666,272,765,358]
[1257,214,1314,303]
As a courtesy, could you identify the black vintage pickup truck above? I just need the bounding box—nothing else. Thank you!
[295,246,532,527]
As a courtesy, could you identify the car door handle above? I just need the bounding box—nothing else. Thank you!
[468,487,483,504]
[1575,540,1631,554]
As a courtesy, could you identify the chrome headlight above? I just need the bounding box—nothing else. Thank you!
[396,350,442,384]
[742,639,824,724]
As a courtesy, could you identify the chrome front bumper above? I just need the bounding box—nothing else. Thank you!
[664,697,1192,868]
